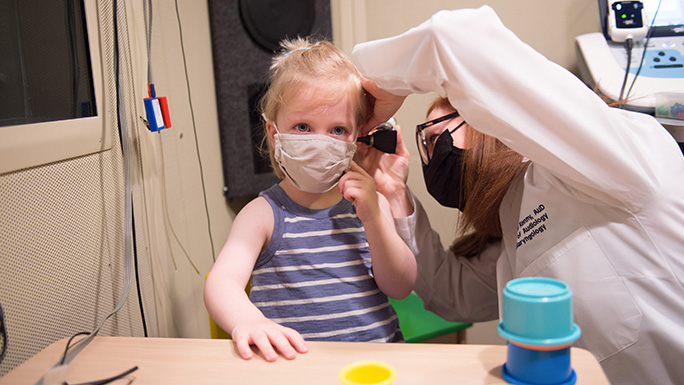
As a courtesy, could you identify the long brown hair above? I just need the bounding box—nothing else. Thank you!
[426,97,526,257]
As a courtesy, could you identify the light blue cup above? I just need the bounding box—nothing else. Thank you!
[497,277,581,347]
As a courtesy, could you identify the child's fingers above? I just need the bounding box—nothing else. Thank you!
[252,331,278,362]
[268,329,302,360]
[338,170,357,195]
[281,327,308,354]
[349,161,370,178]
[339,179,361,204]
[339,164,370,192]
[234,335,254,360]
[341,190,357,207]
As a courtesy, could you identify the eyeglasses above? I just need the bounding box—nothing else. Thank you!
[415,111,464,165]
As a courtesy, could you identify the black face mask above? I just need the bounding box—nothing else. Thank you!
[422,129,467,211]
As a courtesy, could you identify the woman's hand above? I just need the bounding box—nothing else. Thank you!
[360,77,407,136]
[355,127,414,218]
[231,318,308,362]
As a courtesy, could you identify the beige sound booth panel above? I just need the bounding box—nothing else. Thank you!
[0,0,149,376]
[1,0,227,375]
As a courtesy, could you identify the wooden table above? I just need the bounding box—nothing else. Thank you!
[0,336,610,384]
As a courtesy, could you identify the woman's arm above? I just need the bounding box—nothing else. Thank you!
[353,6,670,211]
[396,191,500,322]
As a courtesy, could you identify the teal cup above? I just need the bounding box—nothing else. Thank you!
[497,277,581,347]
[497,277,582,385]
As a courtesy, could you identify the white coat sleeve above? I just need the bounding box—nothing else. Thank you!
[394,191,499,322]
[353,6,673,212]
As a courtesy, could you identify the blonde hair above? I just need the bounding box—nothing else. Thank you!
[260,37,366,178]
[426,97,526,258]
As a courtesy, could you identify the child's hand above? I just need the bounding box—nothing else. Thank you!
[338,161,381,222]
[231,319,308,362]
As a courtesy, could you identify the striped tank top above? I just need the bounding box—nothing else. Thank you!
[249,184,402,342]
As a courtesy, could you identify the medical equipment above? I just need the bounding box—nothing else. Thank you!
[607,1,649,42]
[576,0,684,148]
[143,83,171,132]
[357,118,398,154]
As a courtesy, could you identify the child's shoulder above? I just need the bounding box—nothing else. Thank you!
[230,195,275,242]
[239,195,272,217]
[235,184,287,225]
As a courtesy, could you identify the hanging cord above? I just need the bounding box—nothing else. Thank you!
[131,206,149,337]
[37,1,138,383]
[618,37,634,105]
[0,301,7,365]
[624,0,663,102]
[159,139,201,274]
[174,0,217,261]
[144,0,201,272]
[56,333,138,385]
[145,0,153,84]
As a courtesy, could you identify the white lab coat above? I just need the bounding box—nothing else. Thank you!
[353,6,684,385]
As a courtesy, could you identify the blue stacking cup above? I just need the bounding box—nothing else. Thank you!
[497,277,581,385]
[502,342,577,385]
[497,277,581,347]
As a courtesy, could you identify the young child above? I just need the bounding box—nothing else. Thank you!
[204,38,417,362]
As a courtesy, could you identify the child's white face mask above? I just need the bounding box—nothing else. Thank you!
[272,123,357,193]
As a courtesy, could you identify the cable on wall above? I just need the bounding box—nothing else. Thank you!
[143,0,202,272]
[174,0,217,262]
[36,0,138,383]
[131,206,148,337]
[159,138,201,274]
[0,301,7,366]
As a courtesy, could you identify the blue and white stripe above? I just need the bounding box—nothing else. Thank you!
[249,184,402,342]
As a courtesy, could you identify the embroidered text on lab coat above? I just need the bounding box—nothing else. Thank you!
[517,204,549,249]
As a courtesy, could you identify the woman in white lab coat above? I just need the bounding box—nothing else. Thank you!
[352,6,684,385]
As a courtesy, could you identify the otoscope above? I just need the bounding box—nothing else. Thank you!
[357,119,397,154]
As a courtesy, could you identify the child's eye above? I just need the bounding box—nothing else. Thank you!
[294,123,309,132]
[332,126,346,136]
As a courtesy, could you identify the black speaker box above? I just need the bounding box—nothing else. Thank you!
[207,0,332,198]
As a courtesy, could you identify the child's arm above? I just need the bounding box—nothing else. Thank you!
[203,197,308,362]
[338,161,417,299]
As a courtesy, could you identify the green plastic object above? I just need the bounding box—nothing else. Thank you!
[389,293,472,343]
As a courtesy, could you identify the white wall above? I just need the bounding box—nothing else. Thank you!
[331,0,601,345]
